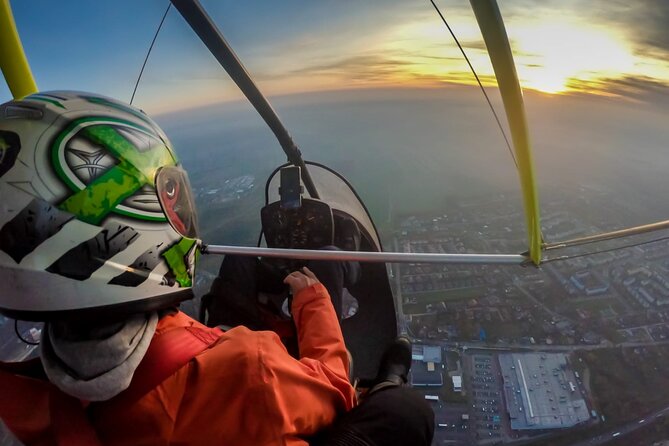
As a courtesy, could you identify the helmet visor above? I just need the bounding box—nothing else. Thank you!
[155,166,199,239]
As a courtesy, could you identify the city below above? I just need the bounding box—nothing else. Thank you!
[2,186,669,445]
[393,191,669,445]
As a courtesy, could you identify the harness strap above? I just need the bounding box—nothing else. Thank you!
[114,324,224,406]
[50,389,101,446]
[1,322,224,445]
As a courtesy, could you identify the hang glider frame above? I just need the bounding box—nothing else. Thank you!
[3,0,668,267]
[203,244,528,265]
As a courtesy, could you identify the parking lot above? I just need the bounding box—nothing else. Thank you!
[432,404,471,445]
[468,354,506,441]
[412,386,472,445]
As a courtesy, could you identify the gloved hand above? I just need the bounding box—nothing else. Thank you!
[283,267,320,295]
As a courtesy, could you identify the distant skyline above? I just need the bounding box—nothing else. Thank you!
[1,1,669,113]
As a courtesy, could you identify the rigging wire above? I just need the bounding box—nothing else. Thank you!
[130,2,172,105]
[542,233,669,264]
[428,1,669,262]
[14,319,40,346]
[428,0,517,169]
[543,218,669,251]
[129,1,661,266]
[429,0,550,250]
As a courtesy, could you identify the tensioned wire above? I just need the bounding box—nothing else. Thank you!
[542,233,669,264]
[134,2,519,177]
[428,0,518,170]
[429,0,549,257]
[126,1,669,265]
[130,2,172,105]
[427,1,669,262]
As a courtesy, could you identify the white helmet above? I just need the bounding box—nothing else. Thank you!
[0,91,199,320]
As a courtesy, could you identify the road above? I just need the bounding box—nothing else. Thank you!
[571,404,669,446]
[446,337,669,353]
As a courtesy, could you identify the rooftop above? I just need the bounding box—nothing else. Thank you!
[499,353,590,430]
[412,345,443,364]
[410,361,444,387]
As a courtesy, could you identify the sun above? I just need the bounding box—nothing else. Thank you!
[510,20,635,95]
[376,15,638,96]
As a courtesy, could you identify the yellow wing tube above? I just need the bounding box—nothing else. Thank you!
[0,0,38,99]
[470,0,542,265]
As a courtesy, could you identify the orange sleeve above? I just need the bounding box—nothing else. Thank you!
[228,283,356,443]
[251,331,357,443]
[166,327,357,445]
[291,283,351,383]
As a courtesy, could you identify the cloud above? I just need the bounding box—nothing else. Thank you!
[279,54,416,83]
[491,1,669,57]
[457,40,488,52]
[263,47,492,87]
[567,75,669,104]
[603,0,669,55]
[162,1,669,106]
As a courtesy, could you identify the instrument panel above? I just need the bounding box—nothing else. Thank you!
[261,198,334,250]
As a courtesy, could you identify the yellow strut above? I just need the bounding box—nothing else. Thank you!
[470,0,542,265]
[0,0,37,99]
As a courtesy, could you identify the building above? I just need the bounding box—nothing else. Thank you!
[452,375,462,392]
[569,271,610,296]
[410,361,444,387]
[499,353,590,430]
[423,346,442,363]
[623,272,669,308]
[410,345,444,387]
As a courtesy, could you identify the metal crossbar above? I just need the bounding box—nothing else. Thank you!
[202,244,528,265]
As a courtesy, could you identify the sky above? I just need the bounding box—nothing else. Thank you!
[2,0,669,114]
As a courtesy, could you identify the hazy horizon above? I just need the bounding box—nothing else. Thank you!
[153,85,669,256]
[2,1,669,114]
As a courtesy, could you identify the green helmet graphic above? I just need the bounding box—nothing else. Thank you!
[0,91,199,320]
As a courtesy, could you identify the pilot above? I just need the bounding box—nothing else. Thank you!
[0,92,433,445]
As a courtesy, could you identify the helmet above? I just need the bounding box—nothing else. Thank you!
[0,91,199,321]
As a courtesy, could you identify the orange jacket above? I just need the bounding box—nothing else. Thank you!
[1,283,356,445]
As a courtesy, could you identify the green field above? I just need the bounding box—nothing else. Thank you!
[541,346,669,446]
[578,346,669,424]
[570,297,625,315]
[407,286,486,304]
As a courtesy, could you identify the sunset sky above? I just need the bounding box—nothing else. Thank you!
[1,0,669,113]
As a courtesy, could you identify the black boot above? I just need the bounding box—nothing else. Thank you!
[368,337,412,394]
[335,216,361,252]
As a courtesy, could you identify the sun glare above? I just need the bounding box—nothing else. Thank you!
[237,6,669,102]
[511,21,635,94]
[377,15,644,97]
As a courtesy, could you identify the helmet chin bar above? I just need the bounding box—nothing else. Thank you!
[0,289,194,323]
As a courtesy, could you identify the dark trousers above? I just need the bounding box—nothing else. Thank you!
[203,256,433,446]
[202,248,359,325]
[302,248,361,320]
[312,387,435,446]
